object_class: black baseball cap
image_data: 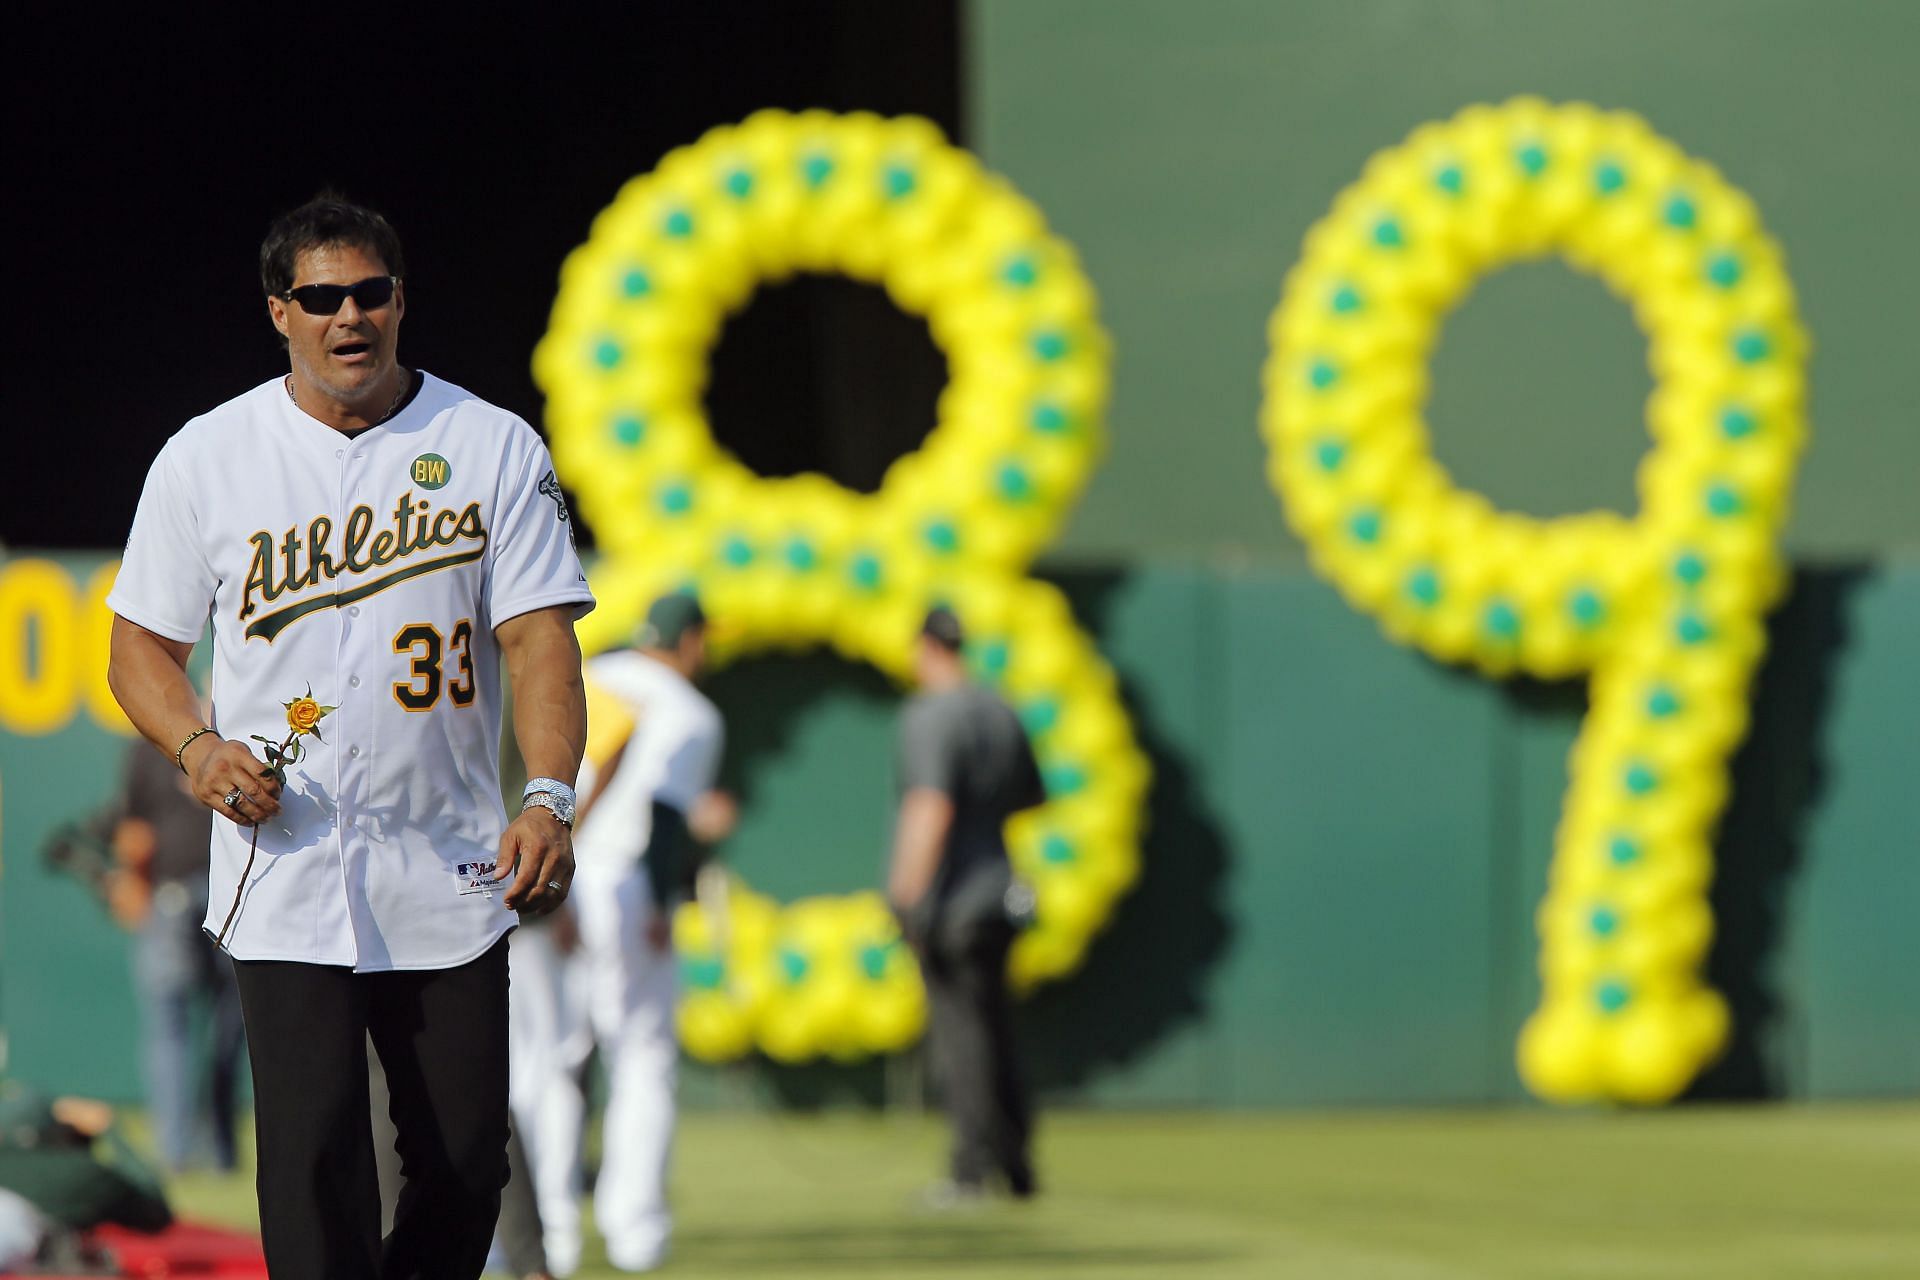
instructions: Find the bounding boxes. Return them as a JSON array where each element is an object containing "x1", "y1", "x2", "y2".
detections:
[
  {"x1": 920, "y1": 605, "x2": 964, "y2": 652},
  {"x1": 639, "y1": 592, "x2": 707, "y2": 649}
]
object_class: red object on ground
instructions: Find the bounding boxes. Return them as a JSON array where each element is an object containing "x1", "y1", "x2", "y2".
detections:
[{"x1": 79, "y1": 1221, "x2": 269, "y2": 1277}]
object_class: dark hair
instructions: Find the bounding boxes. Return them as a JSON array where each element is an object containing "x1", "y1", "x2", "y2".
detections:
[
  {"x1": 920, "y1": 606, "x2": 965, "y2": 653},
  {"x1": 259, "y1": 193, "x2": 406, "y2": 299}
]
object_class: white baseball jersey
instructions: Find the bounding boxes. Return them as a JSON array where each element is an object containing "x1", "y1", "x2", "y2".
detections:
[
  {"x1": 108, "y1": 371, "x2": 594, "y2": 971},
  {"x1": 572, "y1": 651, "x2": 723, "y2": 871}
]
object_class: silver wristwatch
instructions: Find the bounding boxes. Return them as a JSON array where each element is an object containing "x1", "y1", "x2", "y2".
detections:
[{"x1": 521, "y1": 777, "x2": 577, "y2": 827}]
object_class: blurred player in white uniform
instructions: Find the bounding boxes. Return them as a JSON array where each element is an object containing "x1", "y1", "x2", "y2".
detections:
[
  {"x1": 505, "y1": 895, "x2": 592, "y2": 1274},
  {"x1": 513, "y1": 593, "x2": 725, "y2": 1274}
]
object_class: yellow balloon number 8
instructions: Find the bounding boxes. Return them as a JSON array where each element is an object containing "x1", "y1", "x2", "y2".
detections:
[
  {"x1": 1264, "y1": 100, "x2": 1808, "y2": 1103},
  {"x1": 535, "y1": 111, "x2": 1151, "y2": 1064}
]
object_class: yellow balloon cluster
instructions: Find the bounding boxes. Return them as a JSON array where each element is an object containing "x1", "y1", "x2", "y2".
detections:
[
  {"x1": 1263, "y1": 99, "x2": 1807, "y2": 1103},
  {"x1": 535, "y1": 110, "x2": 1151, "y2": 1064},
  {"x1": 671, "y1": 881, "x2": 927, "y2": 1063}
]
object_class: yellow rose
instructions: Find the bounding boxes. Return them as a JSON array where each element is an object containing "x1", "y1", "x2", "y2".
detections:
[{"x1": 286, "y1": 697, "x2": 325, "y2": 735}]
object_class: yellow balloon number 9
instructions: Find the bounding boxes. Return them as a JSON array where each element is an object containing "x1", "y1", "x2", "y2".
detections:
[
  {"x1": 1264, "y1": 100, "x2": 1808, "y2": 1103},
  {"x1": 535, "y1": 111, "x2": 1151, "y2": 1065}
]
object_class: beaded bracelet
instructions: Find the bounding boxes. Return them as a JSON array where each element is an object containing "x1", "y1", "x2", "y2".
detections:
[{"x1": 174, "y1": 726, "x2": 215, "y2": 773}]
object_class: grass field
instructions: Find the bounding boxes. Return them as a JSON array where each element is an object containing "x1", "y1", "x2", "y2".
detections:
[{"x1": 158, "y1": 1103, "x2": 1920, "y2": 1278}]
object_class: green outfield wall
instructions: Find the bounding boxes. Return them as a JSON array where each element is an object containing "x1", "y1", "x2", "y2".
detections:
[
  {"x1": 969, "y1": 0, "x2": 1920, "y2": 566},
  {"x1": 2, "y1": 553, "x2": 1913, "y2": 1107}
]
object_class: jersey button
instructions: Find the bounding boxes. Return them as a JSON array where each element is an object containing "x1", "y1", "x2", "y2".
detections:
[
  {"x1": 348, "y1": 606, "x2": 361, "y2": 617},
  {"x1": 349, "y1": 675, "x2": 362, "y2": 688},
  {"x1": 349, "y1": 746, "x2": 361, "y2": 758},
  {"x1": 335, "y1": 449, "x2": 344, "y2": 459}
]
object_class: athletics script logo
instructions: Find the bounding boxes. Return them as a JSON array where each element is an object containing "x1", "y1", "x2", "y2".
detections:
[{"x1": 238, "y1": 491, "x2": 489, "y2": 642}]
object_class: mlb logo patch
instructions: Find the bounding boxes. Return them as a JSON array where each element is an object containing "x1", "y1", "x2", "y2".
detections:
[{"x1": 455, "y1": 861, "x2": 498, "y2": 897}]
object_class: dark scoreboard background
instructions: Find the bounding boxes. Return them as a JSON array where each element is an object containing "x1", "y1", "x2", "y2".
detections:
[{"x1": 3, "y1": 3, "x2": 960, "y2": 550}]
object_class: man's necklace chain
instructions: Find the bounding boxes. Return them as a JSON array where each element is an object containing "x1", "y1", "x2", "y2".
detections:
[{"x1": 284, "y1": 371, "x2": 409, "y2": 426}]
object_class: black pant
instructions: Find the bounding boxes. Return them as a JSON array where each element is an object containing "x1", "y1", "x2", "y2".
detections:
[
  {"x1": 922, "y1": 920, "x2": 1033, "y2": 1189},
  {"x1": 371, "y1": 1050, "x2": 547, "y2": 1278},
  {"x1": 232, "y1": 937, "x2": 511, "y2": 1280}
]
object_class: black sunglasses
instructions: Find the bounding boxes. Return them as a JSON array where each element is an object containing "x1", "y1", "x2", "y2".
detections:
[{"x1": 283, "y1": 275, "x2": 399, "y2": 315}]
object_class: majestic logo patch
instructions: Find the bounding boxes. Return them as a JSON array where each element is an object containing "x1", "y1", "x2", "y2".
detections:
[
  {"x1": 455, "y1": 861, "x2": 498, "y2": 897},
  {"x1": 410, "y1": 453, "x2": 452, "y2": 490}
]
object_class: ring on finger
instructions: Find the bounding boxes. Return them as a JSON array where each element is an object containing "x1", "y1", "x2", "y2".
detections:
[
  {"x1": 546, "y1": 879, "x2": 564, "y2": 892},
  {"x1": 223, "y1": 787, "x2": 246, "y2": 810}
]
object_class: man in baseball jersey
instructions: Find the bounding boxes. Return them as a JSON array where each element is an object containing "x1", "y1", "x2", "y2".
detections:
[
  {"x1": 888, "y1": 606, "x2": 1045, "y2": 1204},
  {"x1": 519, "y1": 592, "x2": 722, "y2": 1275},
  {"x1": 105, "y1": 195, "x2": 593, "y2": 1280}
]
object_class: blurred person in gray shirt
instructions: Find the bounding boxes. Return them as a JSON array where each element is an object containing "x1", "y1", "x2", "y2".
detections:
[{"x1": 887, "y1": 606, "x2": 1045, "y2": 1204}]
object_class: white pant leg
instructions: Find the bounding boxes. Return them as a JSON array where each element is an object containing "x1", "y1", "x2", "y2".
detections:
[
  {"x1": 576, "y1": 862, "x2": 678, "y2": 1271},
  {"x1": 508, "y1": 921, "x2": 593, "y2": 1277}
]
